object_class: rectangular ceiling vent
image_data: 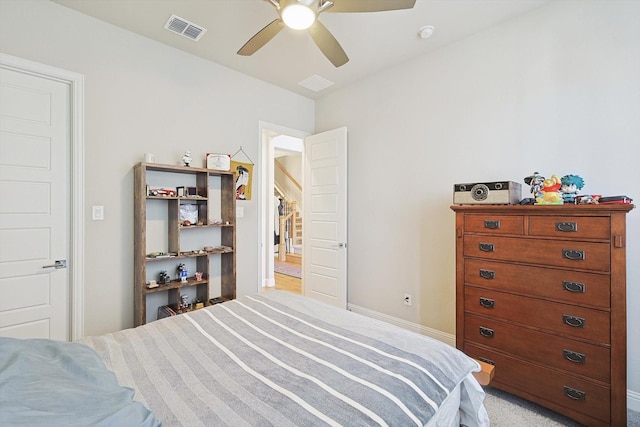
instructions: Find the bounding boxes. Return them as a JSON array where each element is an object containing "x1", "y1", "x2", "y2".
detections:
[{"x1": 164, "y1": 14, "x2": 207, "y2": 41}]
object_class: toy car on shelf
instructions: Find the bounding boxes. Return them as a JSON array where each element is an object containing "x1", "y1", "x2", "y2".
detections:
[{"x1": 148, "y1": 187, "x2": 177, "y2": 197}]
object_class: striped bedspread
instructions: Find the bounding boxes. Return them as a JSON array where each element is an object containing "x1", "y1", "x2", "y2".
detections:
[{"x1": 81, "y1": 291, "x2": 487, "y2": 427}]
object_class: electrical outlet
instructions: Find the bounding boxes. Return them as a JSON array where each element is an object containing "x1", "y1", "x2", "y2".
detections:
[{"x1": 404, "y1": 294, "x2": 412, "y2": 306}]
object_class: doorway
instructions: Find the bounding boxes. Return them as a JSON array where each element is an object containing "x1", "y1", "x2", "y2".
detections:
[
  {"x1": 258, "y1": 124, "x2": 348, "y2": 307},
  {"x1": 258, "y1": 122, "x2": 307, "y2": 294}
]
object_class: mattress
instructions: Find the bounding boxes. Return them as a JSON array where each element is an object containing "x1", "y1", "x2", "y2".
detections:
[{"x1": 81, "y1": 290, "x2": 489, "y2": 426}]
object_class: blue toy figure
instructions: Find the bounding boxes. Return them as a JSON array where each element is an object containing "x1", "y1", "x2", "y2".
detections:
[
  {"x1": 177, "y1": 263, "x2": 188, "y2": 283},
  {"x1": 560, "y1": 174, "x2": 585, "y2": 204}
]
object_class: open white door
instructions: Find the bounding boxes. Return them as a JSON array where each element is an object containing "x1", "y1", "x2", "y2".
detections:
[{"x1": 303, "y1": 127, "x2": 347, "y2": 308}]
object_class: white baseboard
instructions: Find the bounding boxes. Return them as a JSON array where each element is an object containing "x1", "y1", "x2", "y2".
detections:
[
  {"x1": 347, "y1": 303, "x2": 456, "y2": 348},
  {"x1": 263, "y1": 279, "x2": 275, "y2": 287},
  {"x1": 346, "y1": 302, "x2": 640, "y2": 413}
]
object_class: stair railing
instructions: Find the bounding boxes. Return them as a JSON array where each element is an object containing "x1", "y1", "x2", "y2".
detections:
[{"x1": 278, "y1": 200, "x2": 297, "y2": 261}]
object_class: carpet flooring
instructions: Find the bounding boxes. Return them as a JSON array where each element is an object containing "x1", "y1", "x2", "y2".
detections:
[
  {"x1": 274, "y1": 262, "x2": 301, "y2": 278},
  {"x1": 484, "y1": 387, "x2": 640, "y2": 426}
]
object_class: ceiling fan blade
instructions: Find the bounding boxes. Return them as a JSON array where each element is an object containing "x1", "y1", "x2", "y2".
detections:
[
  {"x1": 308, "y1": 20, "x2": 349, "y2": 67},
  {"x1": 326, "y1": 0, "x2": 416, "y2": 13},
  {"x1": 237, "y1": 19, "x2": 285, "y2": 56}
]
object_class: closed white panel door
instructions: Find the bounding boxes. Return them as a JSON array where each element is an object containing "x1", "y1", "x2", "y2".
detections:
[
  {"x1": 0, "y1": 67, "x2": 70, "y2": 340},
  {"x1": 303, "y1": 127, "x2": 347, "y2": 308}
]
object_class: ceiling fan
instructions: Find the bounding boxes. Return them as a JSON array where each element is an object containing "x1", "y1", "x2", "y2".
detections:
[{"x1": 237, "y1": 0, "x2": 417, "y2": 67}]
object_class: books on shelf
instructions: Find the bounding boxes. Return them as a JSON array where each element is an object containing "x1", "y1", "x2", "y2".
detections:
[{"x1": 157, "y1": 305, "x2": 177, "y2": 319}]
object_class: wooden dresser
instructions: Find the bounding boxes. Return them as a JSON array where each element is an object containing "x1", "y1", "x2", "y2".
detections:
[{"x1": 451, "y1": 204, "x2": 634, "y2": 427}]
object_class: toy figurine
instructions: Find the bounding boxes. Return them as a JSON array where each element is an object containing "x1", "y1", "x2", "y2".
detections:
[
  {"x1": 158, "y1": 270, "x2": 170, "y2": 285},
  {"x1": 180, "y1": 294, "x2": 190, "y2": 310},
  {"x1": 182, "y1": 151, "x2": 192, "y2": 167},
  {"x1": 560, "y1": 174, "x2": 585, "y2": 204},
  {"x1": 177, "y1": 263, "x2": 188, "y2": 283},
  {"x1": 524, "y1": 172, "x2": 545, "y2": 199},
  {"x1": 536, "y1": 174, "x2": 563, "y2": 205}
]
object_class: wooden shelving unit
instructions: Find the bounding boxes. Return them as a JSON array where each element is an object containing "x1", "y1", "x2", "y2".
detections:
[{"x1": 133, "y1": 162, "x2": 236, "y2": 326}]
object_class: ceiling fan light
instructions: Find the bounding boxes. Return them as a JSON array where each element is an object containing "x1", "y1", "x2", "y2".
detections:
[{"x1": 281, "y1": 4, "x2": 316, "y2": 30}]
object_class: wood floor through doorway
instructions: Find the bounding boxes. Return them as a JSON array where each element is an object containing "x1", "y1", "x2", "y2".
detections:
[{"x1": 273, "y1": 257, "x2": 301, "y2": 294}]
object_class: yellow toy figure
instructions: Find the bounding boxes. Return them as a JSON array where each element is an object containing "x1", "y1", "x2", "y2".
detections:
[{"x1": 535, "y1": 174, "x2": 564, "y2": 205}]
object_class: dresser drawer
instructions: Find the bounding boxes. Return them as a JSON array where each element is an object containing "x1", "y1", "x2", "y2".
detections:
[
  {"x1": 464, "y1": 235, "x2": 611, "y2": 272},
  {"x1": 529, "y1": 216, "x2": 610, "y2": 240},
  {"x1": 464, "y1": 344, "x2": 610, "y2": 424},
  {"x1": 464, "y1": 259, "x2": 611, "y2": 309},
  {"x1": 464, "y1": 314, "x2": 610, "y2": 383},
  {"x1": 464, "y1": 214, "x2": 524, "y2": 235},
  {"x1": 464, "y1": 287, "x2": 610, "y2": 344}
]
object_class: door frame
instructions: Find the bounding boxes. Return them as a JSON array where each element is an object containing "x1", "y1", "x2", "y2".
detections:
[
  {"x1": 0, "y1": 53, "x2": 85, "y2": 340},
  {"x1": 257, "y1": 121, "x2": 308, "y2": 291}
]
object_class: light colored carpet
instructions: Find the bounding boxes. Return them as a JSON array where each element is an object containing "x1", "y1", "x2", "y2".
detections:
[
  {"x1": 274, "y1": 261, "x2": 301, "y2": 278},
  {"x1": 484, "y1": 387, "x2": 640, "y2": 426}
]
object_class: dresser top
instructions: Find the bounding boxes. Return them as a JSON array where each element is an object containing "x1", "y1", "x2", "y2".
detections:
[{"x1": 450, "y1": 204, "x2": 634, "y2": 214}]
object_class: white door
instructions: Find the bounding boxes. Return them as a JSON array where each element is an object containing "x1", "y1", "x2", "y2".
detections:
[
  {"x1": 0, "y1": 66, "x2": 71, "y2": 340},
  {"x1": 303, "y1": 127, "x2": 347, "y2": 308}
]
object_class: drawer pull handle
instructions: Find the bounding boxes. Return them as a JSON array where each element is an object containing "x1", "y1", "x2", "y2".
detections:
[
  {"x1": 478, "y1": 357, "x2": 495, "y2": 366},
  {"x1": 563, "y1": 349, "x2": 586, "y2": 364},
  {"x1": 562, "y1": 249, "x2": 585, "y2": 261},
  {"x1": 479, "y1": 243, "x2": 495, "y2": 252},
  {"x1": 484, "y1": 220, "x2": 500, "y2": 229},
  {"x1": 479, "y1": 327, "x2": 495, "y2": 338},
  {"x1": 563, "y1": 281, "x2": 585, "y2": 293},
  {"x1": 563, "y1": 386, "x2": 586, "y2": 401},
  {"x1": 479, "y1": 269, "x2": 495, "y2": 280},
  {"x1": 563, "y1": 315, "x2": 585, "y2": 328},
  {"x1": 556, "y1": 222, "x2": 578, "y2": 232},
  {"x1": 479, "y1": 297, "x2": 495, "y2": 308}
]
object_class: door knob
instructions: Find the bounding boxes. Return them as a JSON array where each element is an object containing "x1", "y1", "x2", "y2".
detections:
[{"x1": 42, "y1": 259, "x2": 67, "y2": 269}]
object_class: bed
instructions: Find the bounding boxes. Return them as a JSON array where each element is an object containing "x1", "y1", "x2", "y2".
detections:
[{"x1": 1, "y1": 291, "x2": 489, "y2": 426}]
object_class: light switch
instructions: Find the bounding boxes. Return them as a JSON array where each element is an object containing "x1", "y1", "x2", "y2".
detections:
[
  {"x1": 92, "y1": 205, "x2": 104, "y2": 220},
  {"x1": 236, "y1": 207, "x2": 244, "y2": 218}
]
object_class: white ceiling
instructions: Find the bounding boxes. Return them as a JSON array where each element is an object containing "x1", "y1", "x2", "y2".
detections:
[{"x1": 52, "y1": 0, "x2": 549, "y2": 99}]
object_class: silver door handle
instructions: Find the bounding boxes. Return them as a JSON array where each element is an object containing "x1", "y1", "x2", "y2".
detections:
[{"x1": 42, "y1": 259, "x2": 67, "y2": 269}]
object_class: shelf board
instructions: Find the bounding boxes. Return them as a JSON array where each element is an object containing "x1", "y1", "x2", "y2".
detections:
[
  {"x1": 179, "y1": 224, "x2": 234, "y2": 229},
  {"x1": 145, "y1": 278, "x2": 208, "y2": 294},
  {"x1": 146, "y1": 195, "x2": 179, "y2": 200},
  {"x1": 139, "y1": 162, "x2": 235, "y2": 176},
  {"x1": 145, "y1": 250, "x2": 231, "y2": 261}
]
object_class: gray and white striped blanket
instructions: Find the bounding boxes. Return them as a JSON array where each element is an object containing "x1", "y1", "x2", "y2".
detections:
[{"x1": 81, "y1": 291, "x2": 486, "y2": 427}]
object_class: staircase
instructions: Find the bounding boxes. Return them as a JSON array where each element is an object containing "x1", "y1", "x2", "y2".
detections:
[
  {"x1": 293, "y1": 215, "x2": 303, "y2": 246},
  {"x1": 290, "y1": 216, "x2": 303, "y2": 263},
  {"x1": 276, "y1": 196, "x2": 302, "y2": 261},
  {"x1": 274, "y1": 156, "x2": 303, "y2": 262}
]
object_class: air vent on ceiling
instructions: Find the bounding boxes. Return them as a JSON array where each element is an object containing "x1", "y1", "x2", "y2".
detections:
[
  {"x1": 164, "y1": 14, "x2": 207, "y2": 41},
  {"x1": 298, "y1": 74, "x2": 334, "y2": 93}
]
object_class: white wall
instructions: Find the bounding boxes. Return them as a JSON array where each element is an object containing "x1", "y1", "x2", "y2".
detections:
[
  {"x1": 315, "y1": 0, "x2": 640, "y2": 402},
  {"x1": 0, "y1": 0, "x2": 314, "y2": 336}
]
